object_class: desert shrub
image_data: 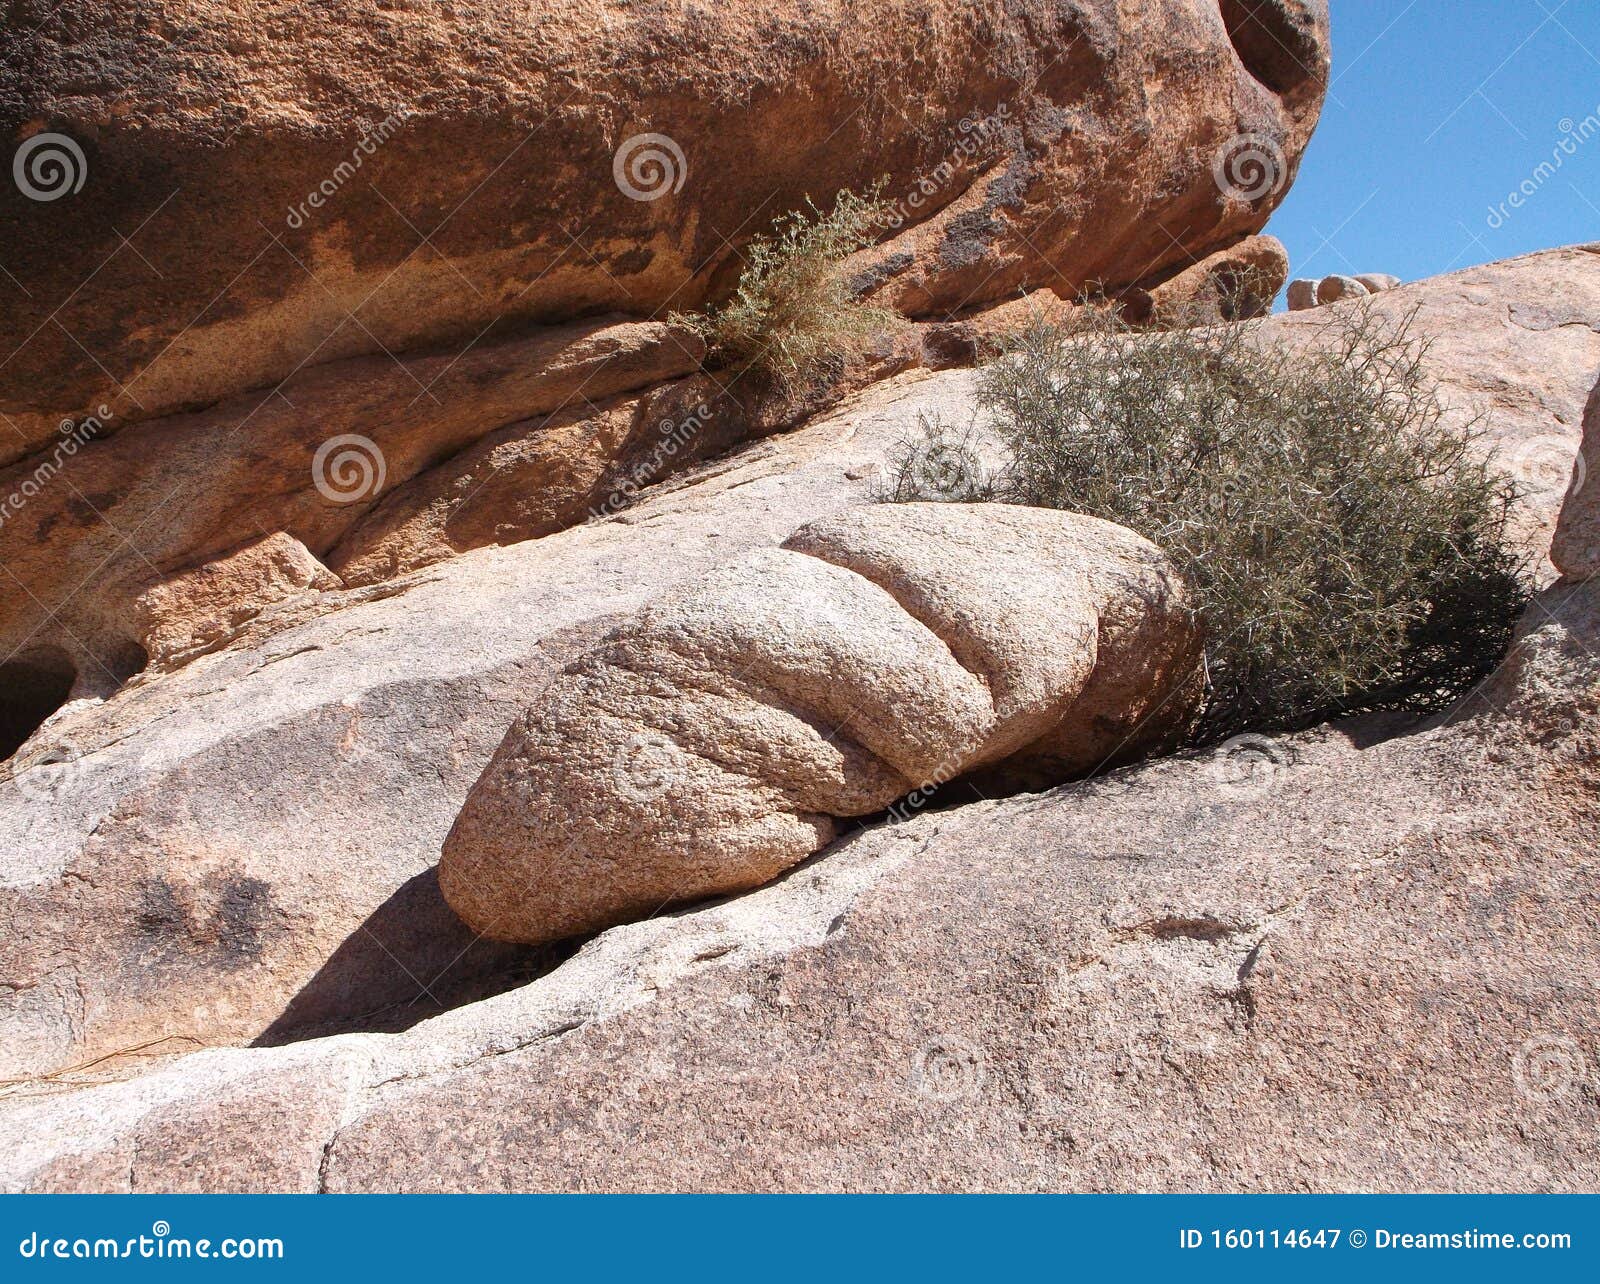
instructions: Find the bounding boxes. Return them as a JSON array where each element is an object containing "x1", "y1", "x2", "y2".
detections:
[
  {"x1": 680, "y1": 188, "x2": 898, "y2": 388},
  {"x1": 883, "y1": 303, "x2": 1532, "y2": 743}
]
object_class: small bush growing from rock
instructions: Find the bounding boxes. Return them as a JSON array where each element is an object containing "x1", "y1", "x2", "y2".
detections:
[
  {"x1": 680, "y1": 188, "x2": 897, "y2": 388},
  {"x1": 885, "y1": 304, "x2": 1533, "y2": 743}
]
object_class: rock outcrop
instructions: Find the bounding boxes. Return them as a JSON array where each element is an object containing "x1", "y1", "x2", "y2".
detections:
[
  {"x1": 1550, "y1": 378, "x2": 1600, "y2": 580},
  {"x1": 133, "y1": 534, "x2": 343, "y2": 671},
  {"x1": 3, "y1": 337, "x2": 1598, "y2": 1189},
  {"x1": 0, "y1": 316, "x2": 706, "y2": 691},
  {"x1": 439, "y1": 505, "x2": 1202, "y2": 945},
  {"x1": 1288, "y1": 270, "x2": 1403, "y2": 310},
  {"x1": 0, "y1": 248, "x2": 1594, "y2": 1165},
  {"x1": 1, "y1": 0, "x2": 1329, "y2": 455},
  {"x1": 1120, "y1": 235, "x2": 1290, "y2": 324}
]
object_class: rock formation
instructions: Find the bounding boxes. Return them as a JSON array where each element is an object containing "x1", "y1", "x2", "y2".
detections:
[
  {"x1": 0, "y1": 247, "x2": 1594, "y2": 1119},
  {"x1": 2, "y1": 0, "x2": 1596, "y2": 1200},
  {"x1": 439, "y1": 505, "x2": 1202, "y2": 944},
  {"x1": 1, "y1": 0, "x2": 1329, "y2": 457},
  {"x1": 1119, "y1": 235, "x2": 1291, "y2": 325},
  {"x1": 1289, "y1": 270, "x2": 1403, "y2": 310},
  {"x1": 0, "y1": 247, "x2": 1596, "y2": 1191}
]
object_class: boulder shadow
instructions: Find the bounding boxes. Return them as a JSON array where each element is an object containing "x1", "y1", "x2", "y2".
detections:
[{"x1": 254, "y1": 867, "x2": 574, "y2": 1046}]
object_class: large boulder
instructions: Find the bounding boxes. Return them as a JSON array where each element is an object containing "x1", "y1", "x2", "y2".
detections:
[
  {"x1": 1315, "y1": 274, "x2": 1370, "y2": 304},
  {"x1": 438, "y1": 505, "x2": 1202, "y2": 944},
  {"x1": 1286, "y1": 278, "x2": 1319, "y2": 310},
  {"x1": 0, "y1": 0, "x2": 1328, "y2": 455},
  {"x1": 1120, "y1": 235, "x2": 1290, "y2": 325}
]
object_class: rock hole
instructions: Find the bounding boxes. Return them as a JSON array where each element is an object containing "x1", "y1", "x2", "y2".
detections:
[
  {"x1": 0, "y1": 646, "x2": 77, "y2": 761},
  {"x1": 1219, "y1": 0, "x2": 1319, "y2": 96}
]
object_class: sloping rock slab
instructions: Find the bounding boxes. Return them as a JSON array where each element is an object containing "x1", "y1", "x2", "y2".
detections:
[
  {"x1": 1, "y1": 573, "x2": 1596, "y2": 1191},
  {"x1": 0, "y1": 247, "x2": 1595, "y2": 1102}
]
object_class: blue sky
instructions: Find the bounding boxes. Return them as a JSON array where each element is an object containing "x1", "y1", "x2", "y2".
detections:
[{"x1": 1263, "y1": 0, "x2": 1600, "y2": 292}]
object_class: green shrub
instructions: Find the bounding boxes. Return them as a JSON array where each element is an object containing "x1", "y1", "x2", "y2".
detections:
[
  {"x1": 884, "y1": 303, "x2": 1533, "y2": 743},
  {"x1": 680, "y1": 188, "x2": 898, "y2": 389}
]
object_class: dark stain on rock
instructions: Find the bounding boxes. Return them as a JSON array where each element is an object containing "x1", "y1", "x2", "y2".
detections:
[{"x1": 134, "y1": 871, "x2": 281, "y2": 968}]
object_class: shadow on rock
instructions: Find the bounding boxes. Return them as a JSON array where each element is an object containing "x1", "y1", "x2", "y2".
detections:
[{"x1": 255, "y1": 868, "x2": 569, "y2": 1046}]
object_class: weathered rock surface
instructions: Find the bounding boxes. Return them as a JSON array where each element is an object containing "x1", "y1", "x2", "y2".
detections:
[
  {"x1": 133, "y1": 533, "x2": 342, "y2": 671},
  {"x1": 1121, "y1": 235, "x2": 1290, "y2": 324},
  {"x1": 0, "y1": 315, "x2": 704, "y2": 685},
  {"x1": 0, "y1": 367, "x2": 998, "y2": 1083},
  {"x1": 3, "y1": 536, "x2": 1597, "y2": 1192},
  {"x1": 1286, "y1": 278, "x2": 1318, "y2": 310},
  {"x1": 1550, "y1": 378, "x2": 1600, "y2": 581},
  {"x1": 0, "y1": 250, "x2": 1594, "y2": 1182},
  {"x1": 1, "y1": 0, "x2": 1328, "y2": 453},
  {"x1": 439, "y1": 505, "x2": 1202, "y2": 945},
  {"x1": 1315, "y1": 273, "x2": 1370, "y2": 304}
]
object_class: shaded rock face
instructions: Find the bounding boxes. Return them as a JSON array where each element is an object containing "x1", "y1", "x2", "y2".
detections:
[
  {"x1": 1120, "y1": 234, "x2": 1289, "y2": 324},
  {"x1": 0, "y1": 248, "x2": 1592, "y2": 1130},
  {"x1": 1, "y1": 0, "x2": 1328, "y2": 453},
  {"x1": 439, "y1": 504, "x2": 1202, "y2": 945},
  {"x1": 0, "y1": 314, "x2": 706, "y2": 695},
  {"x1": 1550, "y1": 378, "x2": 1600, "y2": 581}
]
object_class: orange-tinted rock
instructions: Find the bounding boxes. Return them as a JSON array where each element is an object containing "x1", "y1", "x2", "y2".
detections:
[{"x1": 1, "y1": 0, "x2": 1328, "y2": 456}]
